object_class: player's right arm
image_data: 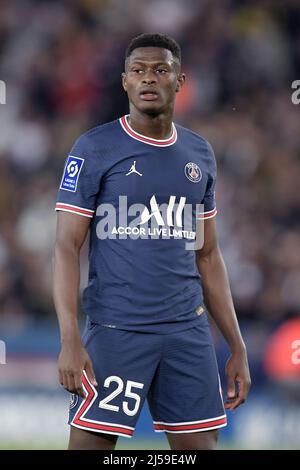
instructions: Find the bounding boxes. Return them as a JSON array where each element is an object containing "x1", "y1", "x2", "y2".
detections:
[{"x1": 53, "y1": 211, "x2": 98, "y2": 399}]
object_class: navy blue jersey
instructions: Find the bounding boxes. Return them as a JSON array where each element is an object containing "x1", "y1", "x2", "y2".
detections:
[{"x1": 55, "y1": 115, "x2": 218, "y2": 333}]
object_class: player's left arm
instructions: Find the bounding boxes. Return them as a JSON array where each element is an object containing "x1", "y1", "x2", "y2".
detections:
[{"x1": 195, "y1": 217, "x2": 251, "y2": 410}]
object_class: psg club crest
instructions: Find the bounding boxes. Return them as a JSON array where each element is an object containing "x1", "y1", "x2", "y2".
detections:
[
  {"x1": 69, "y1": 393, "x2": 79, "y2": 410},
  {"x1": 184, "y1": 162, "x2": 202, "y2": 183}
]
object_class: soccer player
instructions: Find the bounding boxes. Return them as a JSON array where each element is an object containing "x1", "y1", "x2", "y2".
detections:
[{"x1": 53, "y1": 33, "x2": 251, "y2": 450}]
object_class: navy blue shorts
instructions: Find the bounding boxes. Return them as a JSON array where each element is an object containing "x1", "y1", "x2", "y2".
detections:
[{"x1": 68, "y1": 313, "x2": 227, "y2": 438}]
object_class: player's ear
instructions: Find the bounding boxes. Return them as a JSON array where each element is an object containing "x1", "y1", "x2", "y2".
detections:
[
  {"x1": 122, "y1": 72, "x2": 127, "y2": 92},
  {"x1": 176, "y1": 72, "x2": 185, "y2": 93}
]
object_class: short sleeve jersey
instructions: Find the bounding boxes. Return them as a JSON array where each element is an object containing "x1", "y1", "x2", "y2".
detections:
[{"x1": 55, "y1": 115, "x2": 218, "y2": 334}]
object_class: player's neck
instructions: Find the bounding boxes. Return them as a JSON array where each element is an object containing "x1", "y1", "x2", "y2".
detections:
[{"x1": 127, "y1": 109, "x2": 174, "y2": 140}]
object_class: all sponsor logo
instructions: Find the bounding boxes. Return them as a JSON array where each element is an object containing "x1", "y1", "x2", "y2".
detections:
[{"x1": 96, "y1": 195, "x2": 198, "y2": 241}]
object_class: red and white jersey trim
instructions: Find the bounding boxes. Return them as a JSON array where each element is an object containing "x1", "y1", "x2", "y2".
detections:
[
  {"x1": 196, "y1": 207, "x2": 218, "y2": 220},
  {"x1": 153, "y1": 414, "x2": 227, "y2": 433},
  {"x1": 55, "y1": 203, "x2": 94, "y2": 218},
  {"x1": 71, "y1": 371, "x2": 134, "y2": 438},
  {"x1": 119, "y1": 115, "x2": 177, "y2": 147}
]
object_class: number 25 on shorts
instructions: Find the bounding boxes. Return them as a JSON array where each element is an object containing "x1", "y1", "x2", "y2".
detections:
[{"x1": 99, "y1": 375, "x2": 144, "y2": 417}]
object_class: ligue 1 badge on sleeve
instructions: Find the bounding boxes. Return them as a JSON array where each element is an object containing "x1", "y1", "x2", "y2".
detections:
[
  {"x1": 184, "y1": 162, "x2": 202, "y2": 183},
  {"x1": 60, "y1": 156, "x2": 84, "y2": 192}
]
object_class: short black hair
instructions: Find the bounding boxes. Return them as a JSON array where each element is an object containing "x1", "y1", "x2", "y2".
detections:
[{"x1": 125, "y1": 32, "x2": 181, "y2": 63}]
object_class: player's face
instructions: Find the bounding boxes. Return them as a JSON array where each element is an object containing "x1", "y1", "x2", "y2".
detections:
[{"x1": 122, "y1": 47, "x2": 185, "y2": 115}]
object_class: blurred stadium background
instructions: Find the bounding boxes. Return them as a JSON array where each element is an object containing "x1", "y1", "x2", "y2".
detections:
[{"x1": 0, "y1": 0, "x2": 300, "y2": 450}]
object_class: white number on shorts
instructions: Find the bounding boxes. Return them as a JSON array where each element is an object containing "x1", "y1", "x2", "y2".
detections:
[
  {"x1": 99, "y1": 376, "x2": 123, "y2": 412},
  {"x1": 124, "y1": 380, "x2": 144, "y2": 416},
  {"x1": 99, "y1": 375, "x2": 144, "y2": 416}
]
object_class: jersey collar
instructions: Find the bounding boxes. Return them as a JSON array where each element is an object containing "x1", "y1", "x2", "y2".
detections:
[{"x1": 119, "y1": 114, "x2": 177, "y2": 147}]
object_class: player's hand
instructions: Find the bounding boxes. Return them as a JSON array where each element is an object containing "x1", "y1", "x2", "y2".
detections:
[
  {"x1": 58, "y1": 337, "x2": 98, "y2": 399},
  {"x1": 224, "y1": 349, "x2": 251, "y2": 410}
]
